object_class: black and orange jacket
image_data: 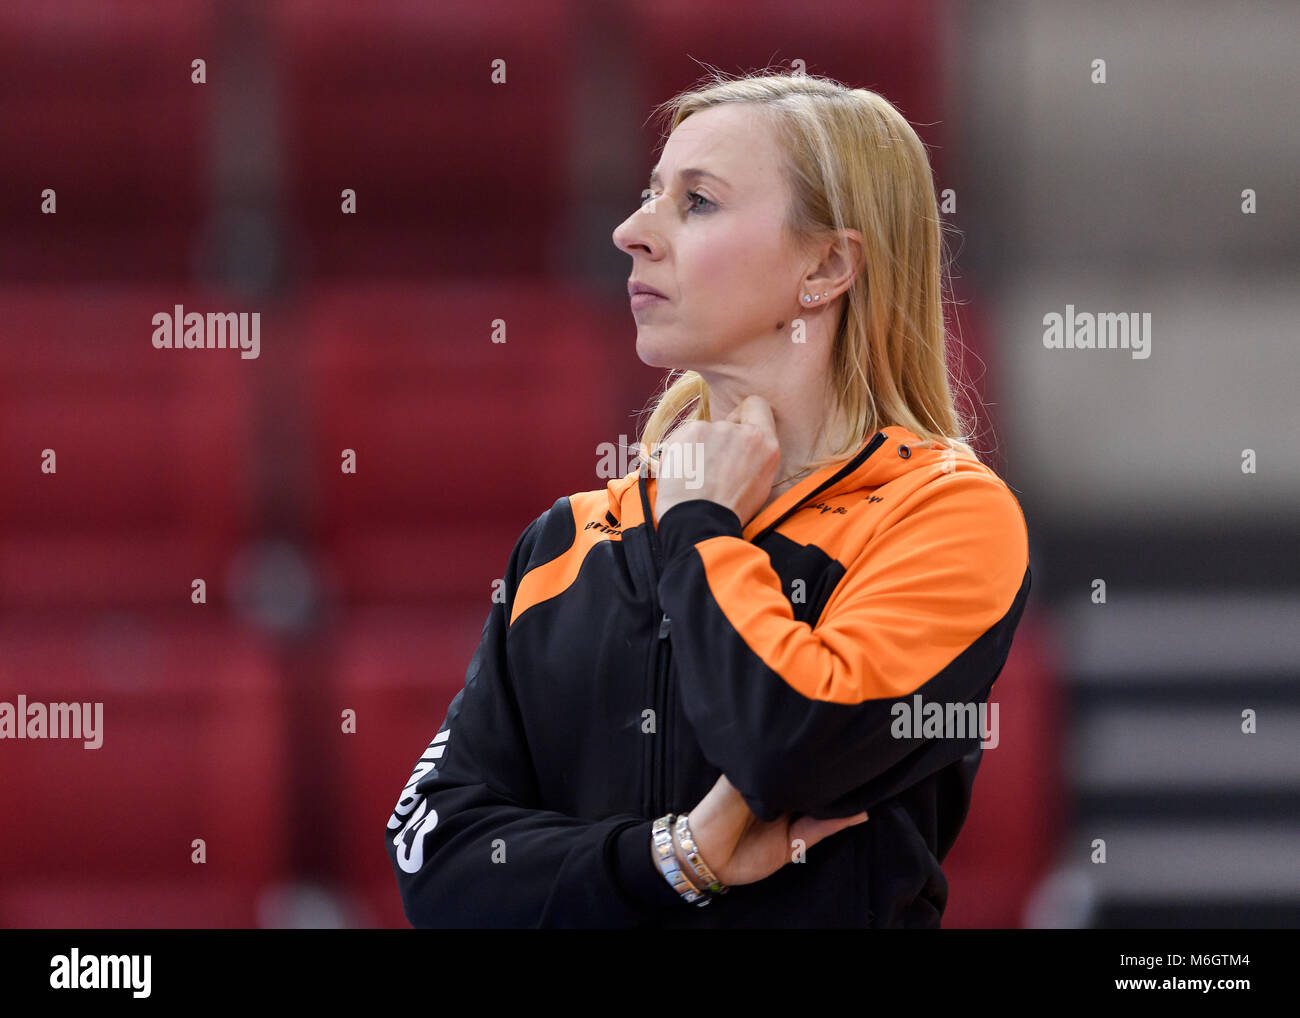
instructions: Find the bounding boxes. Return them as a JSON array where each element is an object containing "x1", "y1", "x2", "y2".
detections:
[{"x1": 386, "y1": 424, "x2": 1031, "y2": 928}]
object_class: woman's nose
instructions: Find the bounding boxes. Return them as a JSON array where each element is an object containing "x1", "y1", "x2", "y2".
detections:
[{"x1": 612, "y1": 202, "x2": 659, "y2": 257}]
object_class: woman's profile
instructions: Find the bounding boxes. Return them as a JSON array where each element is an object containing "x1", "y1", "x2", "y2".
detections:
[{"x1": 387, "y1": 70, "x2": 1031, "y2": 928}]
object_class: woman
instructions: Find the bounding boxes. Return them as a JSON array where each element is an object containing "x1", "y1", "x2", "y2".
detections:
[{"x1": 387, "y1": 71, "x2": 1031, "y2": 928}]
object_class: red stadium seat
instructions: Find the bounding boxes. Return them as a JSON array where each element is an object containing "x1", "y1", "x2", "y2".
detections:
[
  {"x1": 298, "y1": 281, "x2": 626, "y2": 605},
  {"x1": 0, "y1": 286, "x2": 258, "y2": 610},
  {"x1": 0, "y1": 615, "x2": 287, "y2": 927},
  {"x1": 0, "y1": 2, "x2": 213, "y2": 282},
  {"x1": 271, "y1": 0, "x2": 582, "y2": 280},
  {"x1": 623, "y1": 0, "x2": 950, "y2": 177}
]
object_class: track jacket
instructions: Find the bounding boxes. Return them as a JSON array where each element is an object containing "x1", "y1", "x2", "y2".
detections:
[{"x1": 387, "y1": 424, "x2": 1032, "y2": 928}]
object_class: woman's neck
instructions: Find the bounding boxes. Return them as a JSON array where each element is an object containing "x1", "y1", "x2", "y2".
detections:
[
  {"x1": 706, "y1": 387, "x2": 855, "y2": 515},
  {"x1": 691, "y1": 324, "x2": 858, "y2": 513}
]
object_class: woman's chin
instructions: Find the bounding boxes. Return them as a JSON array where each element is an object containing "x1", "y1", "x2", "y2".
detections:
[{"x1": 634, "y1": 334, "x2": 680, "y2": 370}]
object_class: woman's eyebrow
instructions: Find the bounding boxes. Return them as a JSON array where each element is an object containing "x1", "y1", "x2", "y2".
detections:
[{"x1": 648, "y1": 166, "x2": 731, "y2": 192}]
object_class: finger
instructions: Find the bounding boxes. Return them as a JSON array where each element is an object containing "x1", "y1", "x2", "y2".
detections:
[
  {"x1": 790, "y1": 811, "x2": 868, "y2": 849},
  {"x1": 737, "y1": 394, "x2": 777, "y2": 438}
]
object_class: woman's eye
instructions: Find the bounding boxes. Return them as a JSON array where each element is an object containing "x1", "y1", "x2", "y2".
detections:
[
  {"x1": 685, "y1": 191, "x2": 714, "y2": 213},
  {"x1": 638, "y1": 190, "x2": 713, "y2": 213}
]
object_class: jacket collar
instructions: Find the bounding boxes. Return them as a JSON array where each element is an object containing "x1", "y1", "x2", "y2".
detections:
[
  {"x1": 741, "y1": 425, "x2": 961, "y2": 540},
  {"x1": 614, "y1": 424, "x2": 961, "y2": 538}
]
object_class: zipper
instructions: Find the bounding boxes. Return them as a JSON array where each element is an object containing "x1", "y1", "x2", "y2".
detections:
[
  {"x1": 640, "y1": 622, "x2": 657, "y2": 817},
  {"x1": 749, "y1": 431, "x2": 888, "y2": 544},
  {"x1": 634, "y1": 431, "x2": 886, "y2": 814},
  {"x1": 638, "y1": 465, "x2": 668, "y2": 815},
  {"x1": 657, "y1": 611, "x2": 672, "y2": 813}
]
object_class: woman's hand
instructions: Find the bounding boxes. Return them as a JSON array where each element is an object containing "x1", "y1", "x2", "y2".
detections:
[
  {"x1": 680, "y1": 773, "x2": 868, "y2": 889},
  {"x1": 651, "y1": 395, "x2": 781, "y2": 528}
]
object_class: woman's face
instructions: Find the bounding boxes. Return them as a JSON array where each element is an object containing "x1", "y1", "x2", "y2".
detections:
[{"x1": 612, "y1": 103, "x2": 809, "y2": 371}]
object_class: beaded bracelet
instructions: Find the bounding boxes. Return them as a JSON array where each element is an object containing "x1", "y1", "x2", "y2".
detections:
[
  {"x1": 675, "y1": 813, "x2": 728, "y2": 896},
  {"x1": 651, "y1": 814, "x2": 711, "y2": 906}
]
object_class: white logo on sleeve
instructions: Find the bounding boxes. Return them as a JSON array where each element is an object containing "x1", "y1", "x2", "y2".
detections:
[{"x1": 389, "y1": 728, "x2": 450, "y2": 873}]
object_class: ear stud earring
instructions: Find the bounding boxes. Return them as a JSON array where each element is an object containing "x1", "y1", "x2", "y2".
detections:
[{"x1": 801, "y1": 291, "x2": 830, "y2": 304}]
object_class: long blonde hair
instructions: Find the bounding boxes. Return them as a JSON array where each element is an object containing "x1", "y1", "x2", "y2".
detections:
[{"x1": 635, "y1": 69, "x2": 979, "y2": 475}]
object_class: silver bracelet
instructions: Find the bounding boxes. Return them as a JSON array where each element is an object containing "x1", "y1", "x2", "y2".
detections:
[
  {"x1": 651, "y1": 814, "x2": 711, "y2": 906},
  {"x1": 675, "y1": 813, "x2": 728, "y2": 896}
]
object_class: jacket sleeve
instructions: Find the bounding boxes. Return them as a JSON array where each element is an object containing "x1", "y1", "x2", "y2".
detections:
[
  {"x1": 386, "y1": 512, "x2": 687, "y2": 928},
  {"x1": 654, "y1": 474, "x2": 1031, "y2": 824}
]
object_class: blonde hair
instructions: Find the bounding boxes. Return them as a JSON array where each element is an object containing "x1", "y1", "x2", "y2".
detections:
[{"x1": 635, "y1": 68, "x2": 980, "y2": 474}]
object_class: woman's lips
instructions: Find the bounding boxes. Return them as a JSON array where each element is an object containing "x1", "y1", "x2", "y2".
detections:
[{"x1": 630, "y1": 293, "x2": 667, "y2": 310}]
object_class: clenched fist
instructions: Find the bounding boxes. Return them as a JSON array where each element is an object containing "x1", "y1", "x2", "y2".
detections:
[{"x1": 651, "y1": 394, "x2": 782, "y2": 528}]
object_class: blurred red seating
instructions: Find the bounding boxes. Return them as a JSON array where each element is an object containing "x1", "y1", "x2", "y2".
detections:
[
  {"x1": 299, "y1": 281, "x2": 624, "y2": 605},
  {"x1": 0, "y1": 882, "x2": 269, "y2": 929},
  {"x1": 0, "y1": 1, "x2": 213, "y2": 282},
  {"x1": 0, "y1": 286, "x2": 258, "y2": 610},
  {"x1": 624, "y1": 0, "x2": 949, "y2": 167},
  {"x1": 271, "y1": 0, "x2": 582, "y2": 279},
  {"x1": 0, "y1": 615, "x2": 287, "y2": 927}
]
